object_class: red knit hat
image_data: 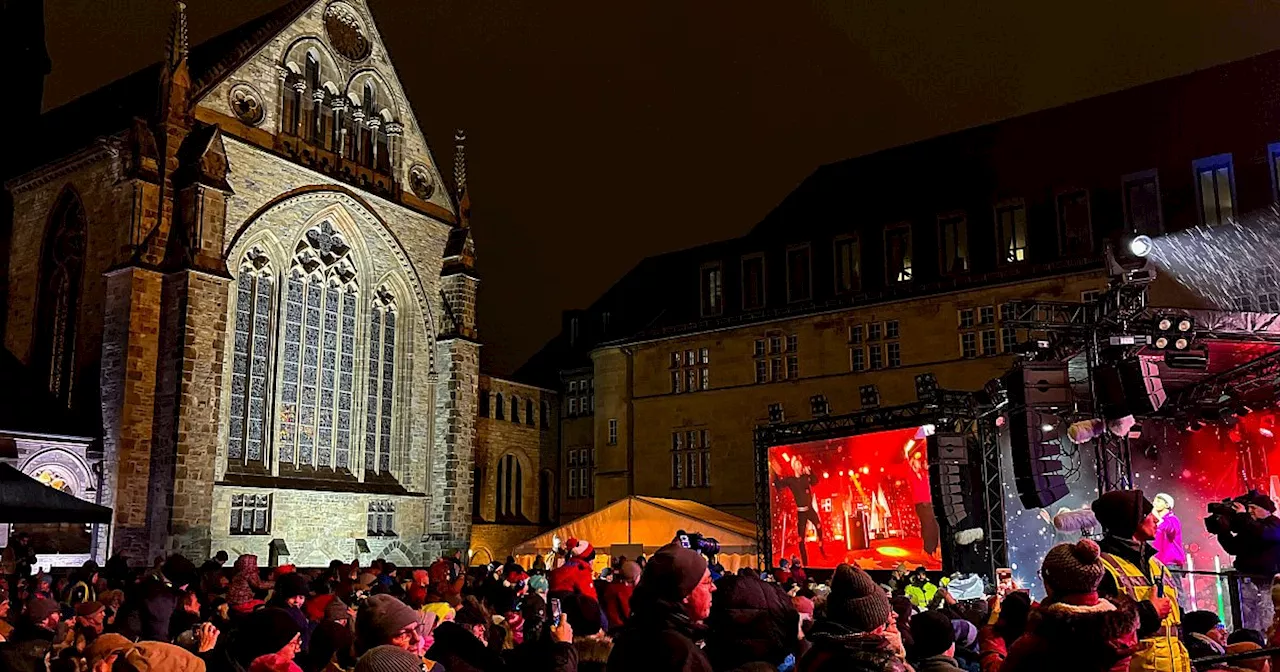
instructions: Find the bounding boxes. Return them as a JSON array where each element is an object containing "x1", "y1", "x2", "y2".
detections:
[{"x1": 565, "y1": 538, "x2": 594, "y2": 558}]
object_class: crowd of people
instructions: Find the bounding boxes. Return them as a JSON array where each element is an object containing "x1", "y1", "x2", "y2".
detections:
[{"x1": 0, "y1": 488, "x2": 1278, "y2": 672}]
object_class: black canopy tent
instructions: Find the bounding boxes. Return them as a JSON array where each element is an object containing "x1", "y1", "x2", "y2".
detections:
[{"x1": 0, "y1": 463, "x2": 112, "y2": 524}]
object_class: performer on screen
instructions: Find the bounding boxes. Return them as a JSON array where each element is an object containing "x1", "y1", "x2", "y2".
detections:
[
  {"x1": 773, "y1": 455, "x2": 826, "y2": 565},
  {"x1": 908, "y1": 449, "x2": 940, "y2": 559}
]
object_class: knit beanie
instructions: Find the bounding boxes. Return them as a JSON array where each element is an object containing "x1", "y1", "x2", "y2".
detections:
[
  {"x1": 356, "y1": 594, "x2": 419, "y2": 651},
  {"x1": 25, "y1": 596, "x2": 59, "y2": 624},
  {"x1": 952, "y1": 619, "x2": 978, "y2": 649},
  {"x1": 275, "y1": 572, "x2": 311, "y2": 601},
  {"x1": 75, "y1": 601, "x2": 106, "y2": 618},
  {"x1": 1183, "y1": 610, "x2": 1222, "y2": 636},
  {"x1": 324, "y1": 597, "x2": 350, "y2": 623},
  {"x1": 241, "y1": 608, "x2": 302, "y2": 660},
  {"x1": 528, "y1": 574, "x2": 549, "y2": 593},
  {"x1": 826, "y1": 563, "x2": 892, "y2": 633},
  {"x1": 636, "y1": 543, "x2": 708, "y2": 603},
  {"x1": 792, "y1": 595, "x2": 814, "y2": 618},
  {"x1": 355, "y1": 645, "x2": 424, "y2": 672},
  {"x1": 911, "y1": 610, "x2": 956, "y2": 658},
  {"x1": 1091, "y1": 490, "x2": 1153, "y2": 538},
  {"x1": 1040, "y1": 539, "x2": 1107, "y2": 596}
]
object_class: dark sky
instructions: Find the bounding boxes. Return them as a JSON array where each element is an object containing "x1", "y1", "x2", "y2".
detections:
[{"x1": 41, "y1": 1, "x2": 1280, "y2": 375}]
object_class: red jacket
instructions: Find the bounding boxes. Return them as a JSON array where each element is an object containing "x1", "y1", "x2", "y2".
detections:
[
  {"x1": 548, "y1": 557, "x2": 597, "y2": 599},
  {"x1": 1000, "y1": 597, "x2": 1140, "y2": 672},
  {"x1": 600, "y1": 581, "x2": 634, "y2": 632}
]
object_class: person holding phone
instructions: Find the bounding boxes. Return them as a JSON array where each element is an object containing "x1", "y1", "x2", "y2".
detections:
[{"x1": 608, "y1": 543, "x2": 717, "y2": 672}]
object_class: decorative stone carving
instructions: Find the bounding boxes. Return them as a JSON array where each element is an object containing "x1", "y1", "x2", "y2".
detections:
[
  {"x1": 409, "y1": 164, "x2": 435, "y2": 200},
  {"x1": 324, "y1": 2, "x2": 371, "y2": 61},
  {"x1": 228, "y1": 83, "x2": 265, "y2": 126}
]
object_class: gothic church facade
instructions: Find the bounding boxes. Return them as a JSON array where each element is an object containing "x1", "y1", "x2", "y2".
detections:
[{"x1": 2, "y1": 0, "x2": 478, "y2": 566}]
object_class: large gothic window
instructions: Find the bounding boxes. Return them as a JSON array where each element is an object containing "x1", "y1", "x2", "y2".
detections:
[
  {"x1": 35, "y1": 189, "x2": 87, "y2": 407},
  {"x1": 364, "y1": 287, "x2": 397, "y2": 476},
  {"x1": 495, "y1": 453, "x2": 524, "y2": 522},
  {"x1": 278, "y1": 221, "x2": 360, "y2": 474},
  {"x1": 228, "y1": 248, "x2": 274, "y2": 471}
]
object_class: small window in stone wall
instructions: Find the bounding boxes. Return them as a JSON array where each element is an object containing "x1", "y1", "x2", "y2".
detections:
[
  {"x1": 367, "y1": 500, "x2": 396, "y2": 536},
  {"x1": 526, "y1": 399, "x2": 535, "y2": 426},
  {"x1": 479, "y1": 390, "x2": 490, "y2": 417},
  {"x1": 229, "y1": 494, "x2": 271, "y2": 535}
]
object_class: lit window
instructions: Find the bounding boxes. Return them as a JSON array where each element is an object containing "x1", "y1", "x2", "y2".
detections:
[
  {"x1": 700, "y1": 368, "x2": 710, "y2": 390},
  {"x1": 568, "y1": 398, "x2": 578, "y2": 415},
  {"x1": 700, "y1": 348, "x2": 710, "y2": 364},
  {"x1": 1193, "y1": 154, "x2": 1235, "y2": 227},
  {"x1": 885, "y1": 223, "x2": 913, "y2": 283},
  {"x1": 670, "y1": 371, "x2": 681, "y2": 394},
  {"x1": 961, "y1": 332, "x2": 977, "y2": 358},
  {"x1": 938, "y1": 214, "x2": 969, "y2": 274},
  {"x1": 367, "y1": 500, "x2": 396, "y2": 536},
  {"x1": 686, "y1": 350, "x2": 695, "y2": 366},
  {"x1": 669, "y1": 353, "x2": 679, "y2": 369},
  {"x1": 834, "y1": 235, "x2": 860, "y2": 294},
  {"x1": 995, "y1": 201, "x2": 1028, "y2": 263}
]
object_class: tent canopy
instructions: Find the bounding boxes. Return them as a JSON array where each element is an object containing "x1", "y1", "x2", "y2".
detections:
[
  {"x1": 514, "y1": 496, "x2": 756, "y2": 558},
  {"x1": 0, "y1": 463, "x2": 112, "y2": 524}
]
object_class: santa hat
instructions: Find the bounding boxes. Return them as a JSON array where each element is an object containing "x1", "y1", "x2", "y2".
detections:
[{"x1": 565, "y1": 538, "x2": 594, "y2": 559}]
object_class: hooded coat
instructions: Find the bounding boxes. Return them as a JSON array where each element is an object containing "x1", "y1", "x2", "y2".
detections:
[
  {"x1": 229, "y1": 555, "x2": 274, "y2": 610},
  {"x1": 1000, "y1": 596, "x2": 1142, "y2": 672}
]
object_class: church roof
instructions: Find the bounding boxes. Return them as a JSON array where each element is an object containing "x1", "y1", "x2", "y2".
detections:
[{"x1": 21, "y1": 0, "x2": 316, "y2": 175}]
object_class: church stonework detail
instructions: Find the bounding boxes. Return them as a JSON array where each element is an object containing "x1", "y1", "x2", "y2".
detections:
[{"x1": 3, "y1": 0, "x2": 477, "y2": 565}]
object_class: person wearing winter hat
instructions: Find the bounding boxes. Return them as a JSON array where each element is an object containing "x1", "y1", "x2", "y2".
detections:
[
  {"x1": 269, "y1": 572, "x2": 313, "y2": 652},
  {"x1": 1216, "y1": 490, "x2": 1280, "y2": 633},
  {"x1": 355, "y1": 594, "x2": 422, "y2": 656},
  {"x1": 910, "y1": 610, "x2": 961, "y2": 672},
  {"x1": 798, "y1": 563, "x2": 908, "y2": 672},
  {"x1": 1091, "y1": 489, "x2": 1190, "y2": 672},
  {"x1": 0, "y1": 596, "x2": 61, "y2": 672},
  {"x1": 600, "y1": 560, "x2": 640, "y2": 633},
  {"x1": 355, "y1": 645, "x2": 432, "y2": 672},
  {"x1": 229, "y1": 554, "x2": 274, "y2": 613},
  {"x1": 1001, "y1": 539, "x2": 1143, "y2": 672},
  {"x1": 224, "y1": 608, "x2": 303, "y2": 672},
  {"x1": 607, "y1": 543, "x2": 716, "y2": 672},
  {"x1": 548, "y1": 538, "x2": 598, "y2": 600},
  {"x1": 704, "y1": 573, "x2": 800, "y2": 672},
  {"x1": 1182, "y1": 610, "x2": 1227, "y2": 662}
]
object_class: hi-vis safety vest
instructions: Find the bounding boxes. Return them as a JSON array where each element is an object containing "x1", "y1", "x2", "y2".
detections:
[{"x1": 1099, "y1": 552, "x2": 1191, "y2": 672}]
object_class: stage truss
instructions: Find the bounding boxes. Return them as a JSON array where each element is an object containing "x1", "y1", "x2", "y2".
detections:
[{"x1": 753, "y1": 392, "x2": 1008, "y2": 576}]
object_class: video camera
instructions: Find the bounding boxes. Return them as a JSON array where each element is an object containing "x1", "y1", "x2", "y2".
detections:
[
  {"x1": 673, "y1": 529, "x2": 720, "y2": 560},
  {"x1": 1205, "y1": 494, "x2": 1248, "y2": 536}
]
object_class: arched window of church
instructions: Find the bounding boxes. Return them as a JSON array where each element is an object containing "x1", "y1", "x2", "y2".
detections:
[
  {"x1": 278, "y1": 221, "x2": 359, "y2": 475},
  {"x1": 306, "y1": 52, "x2": 322, "y2": 143},
  {"x1": 364, "y1": 286, "x2": 398, "y2": 476},
  {"x1": 35, "y1": 189, "x2": 86, "y2": 408},
  {"x1": 495, "y1": 453, "x2": 524, "y2": 521},
  {"x1": 228, "y1": 247, "x2": 274, "y2": 471},
  {"x1": 511, "y1": 395, "x2": 520, "y2": 423},
  {"x1": 495, "y1": 393, "x2": 505, "y2": 420}
]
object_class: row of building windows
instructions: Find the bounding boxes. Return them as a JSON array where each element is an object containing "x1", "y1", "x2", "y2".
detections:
[
  {"x1": 478, "y1": 390, "x2": 552, "y2": 428},
  {"x1": 848, "y1": 321, "x2": 903, "y2": 372},
  {"x1": 567, "y1": 378, "x2": 593, "y2": 417},
  {"x1": 754, "y1": 333, "x2": 799, "y2": 383},
  {"x1": 694, "y1": 151, "x2": 1280, "y2": 318},
  {"x1": 568, "y1": 448, "x2": 595, "y2": 499},
  {"x1": 670, "y1": 348, "x2": 710, "y2": 394},
  {"x1": 229, "y1": 494, "x2": 395, "y2": 536},
  {"x1": 671, "y1": 429, "x2": 712, "y2": 489}
]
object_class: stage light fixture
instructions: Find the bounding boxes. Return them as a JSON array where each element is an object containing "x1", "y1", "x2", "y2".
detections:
[
  {"x1": 767, "y1": 403, "x2": 785, "y2": 424},
  {"x1": 1174, "y1": 337, "x2": 1190, "y2": 350},
  {"x1": 915, "y1": 372, "x2": 939, "y2": 402},
  {"x1": 1041, "y1": 423, "x2": 1055, "y2": 432},
  {"x1": 1177, "y1": 318, "x2": 1193, "y2": 333},
  {"x1": 859, "y1": 384, "x2": 881, "y2": 409},
  {"x1": 1154, "y1": 336, "x2": 1169, "y2": 349},
  {"x1": 1158, "y1": 317, "x2": 1173, "y2": 331},
  {"x1": 1129, "y1": 234, "x2": 1153, "y2": 257},
  {"x1": 810, "y1": 394, "x2": 830, "y2": 417}
]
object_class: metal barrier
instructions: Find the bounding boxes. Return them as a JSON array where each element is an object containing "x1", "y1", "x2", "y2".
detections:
[
  {"x1": 1168, "y1": 567, "x2": 1276, "y2": 633},
  {"x1": 1193, "y1": 645, "x2": 1280, "y2": 669}
]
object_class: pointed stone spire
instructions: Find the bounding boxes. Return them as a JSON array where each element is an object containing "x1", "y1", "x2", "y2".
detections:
[
  {"x1": 166, "y1": 1, "x2": 189, "y2": 69},
  {"x1": 453, "y1": 129, "x2": 470, "y2": 228}
]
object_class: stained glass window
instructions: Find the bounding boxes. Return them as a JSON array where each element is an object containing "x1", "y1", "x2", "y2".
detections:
[
  {"x1": 277, "y1": 221, "x2": 358, "y2": 474},
  {"x1": 35, "y1": 190, "x2": 86, "y2": 408},
  {"x1": 228, "y1": 248, "x2": 274, "y2": 470},
  {"x1": 366, "y1": 287, "x2": 398, "y2": 477}
]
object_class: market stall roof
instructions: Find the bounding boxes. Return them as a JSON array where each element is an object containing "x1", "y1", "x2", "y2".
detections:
[
  {"x1": 514, "y1": 496, "x2": 757, "y2": 556},
  {"x1": 0, "y1": 463, "x2": 112, "y2": 524}
]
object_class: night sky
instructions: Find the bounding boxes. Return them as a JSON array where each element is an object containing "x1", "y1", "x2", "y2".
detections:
[{"x1": 40, "y1": 1, "x2": 1280, "y2": 375}]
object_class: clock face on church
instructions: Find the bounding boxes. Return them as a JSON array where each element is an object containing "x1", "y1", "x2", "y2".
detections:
[{"x1": 323, "y1": 2, "x2": 372, "y2": 62}]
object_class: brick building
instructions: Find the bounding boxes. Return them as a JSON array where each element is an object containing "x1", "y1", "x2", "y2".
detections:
[
  {"x1": 2, "y1": 0, "x2": 478, "y2": 566},
  {"x1": 518, "y1": 46, "x2": 1280, "y2": 521}
]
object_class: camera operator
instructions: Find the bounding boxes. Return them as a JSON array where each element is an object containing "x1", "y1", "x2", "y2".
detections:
[{"x1": 1210, "y1": 490, "x2": 1280, "y2": 631}]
